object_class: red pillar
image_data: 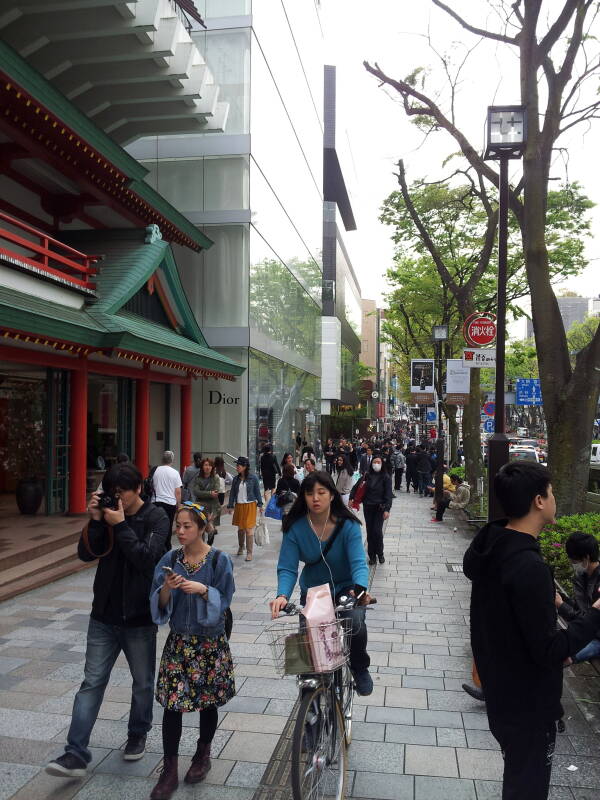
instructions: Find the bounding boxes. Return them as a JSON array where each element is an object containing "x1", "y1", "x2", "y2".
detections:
[
  {"x1": 180, "y1": 379, "x2": 192, "y2": 474},
  {"x1": 68, "y1": 357, "x2": 88, "y2": 514},
  {"x1": 135, "y1": 371, "x2": 150, "y2": 478}
]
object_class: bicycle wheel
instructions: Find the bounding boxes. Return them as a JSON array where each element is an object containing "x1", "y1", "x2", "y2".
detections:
[
  {"x1": 337, "y1": 662, "x2": 354, "y2": 746},
  {"x1": 291, "y1": 686, "x2": 347, "y2": 800}
]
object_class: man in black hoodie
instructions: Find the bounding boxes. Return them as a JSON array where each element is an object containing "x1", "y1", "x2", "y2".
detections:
[{"x1": 463, "y1": 462, "x2": 600, "y2": 800}]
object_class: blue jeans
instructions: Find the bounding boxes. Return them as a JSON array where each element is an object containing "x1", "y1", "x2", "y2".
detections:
[
  {"x1": 573, "y1": 637, "x2": 600, "y2": 663},
  {"x1": 417, "y1": 471, "x2": 430, "y2": 495},
  {"x1": 65, "y1": 618, "x2": 157, "y2": 764}
]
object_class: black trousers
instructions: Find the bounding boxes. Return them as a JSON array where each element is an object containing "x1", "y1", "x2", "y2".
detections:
[
  {"x1": 364, "y1": 504, "x2": 385, "y2": 559},
  {"x1": 405, "y1": 470, "x2": 418, "y2": 491},
  {"x1": 489, "y1": 717, "x2": 556, "y2": 800},
  {"x1": 155, "y1": 501, "x2": 176, "y2": 530},
  {"x1": 436, "y1": 498, "x2": 451, "y2": 520},
  {"x1": 394, "y1": 468, "x2": 404, "y2": 490}
]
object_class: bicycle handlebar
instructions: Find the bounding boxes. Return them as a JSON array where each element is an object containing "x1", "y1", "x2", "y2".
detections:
[{"x1": 280, "y1": 595, "x2": 377, "y2": 617}]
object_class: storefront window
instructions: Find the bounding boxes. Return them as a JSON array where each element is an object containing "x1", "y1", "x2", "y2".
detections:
[
  {"x1": 248, "y1": 348, "x2": 320, "y2": 470},
  {"x1": 87, "y1": 377, "x2": 132, "y2": 473}
]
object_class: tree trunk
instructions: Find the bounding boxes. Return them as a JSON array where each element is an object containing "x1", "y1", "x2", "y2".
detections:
[{"x1": 463, "y1": 367, "x2": 484, "y2": 494}]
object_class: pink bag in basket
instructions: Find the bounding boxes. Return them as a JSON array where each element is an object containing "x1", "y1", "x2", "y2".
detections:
[{"x1": 302, "y1": 583, "x2": 345, "y2": 673}]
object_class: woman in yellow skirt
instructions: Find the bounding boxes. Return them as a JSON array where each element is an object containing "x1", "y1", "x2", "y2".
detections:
[{"x1": 226, "y1": 456, "x2": 263, "y2": 561}]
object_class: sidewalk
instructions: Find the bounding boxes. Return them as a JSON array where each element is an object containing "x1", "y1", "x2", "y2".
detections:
[{"x1": 0, "y1": 493, "x2": 599, "y2": 799}]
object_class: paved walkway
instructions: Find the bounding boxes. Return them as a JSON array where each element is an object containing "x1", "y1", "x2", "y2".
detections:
[{"x1": 0, "y1": 492, "x2": 599, "y2": 799}]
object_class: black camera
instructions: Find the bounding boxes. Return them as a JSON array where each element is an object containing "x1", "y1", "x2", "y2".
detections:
[{"x1": 99, "y1": 494, "x2": 119, "y2": 510}]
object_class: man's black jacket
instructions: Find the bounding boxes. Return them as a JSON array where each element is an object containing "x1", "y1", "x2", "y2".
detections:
[
  {"x1": 405, "y1": 452, "x2": 418, "y2": 474},
  {"x1": 464, "y1": 521, "x2": 600, "y2": 725},
  {"x1": 415, "y1": 451, "x2": 431, "y2": 473},
  {"x1": 78, "y1": 502, "x2": 170, "y2": 626},
  {"x1": 558, "y1": 565, "x2": 600, "y2": 636}
]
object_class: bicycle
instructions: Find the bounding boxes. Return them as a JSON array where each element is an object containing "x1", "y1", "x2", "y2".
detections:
[{"x1": 267, "y1": 594, "x2": 371, "y2": 800}]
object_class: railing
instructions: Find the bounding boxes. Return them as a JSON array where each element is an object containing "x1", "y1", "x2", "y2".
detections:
[
  {"x1": 0, "y1": 210, "x2": 99, "y2": 292},
  {"x1": 166, "y1": 0, "x2": 206, "y2": 32}
]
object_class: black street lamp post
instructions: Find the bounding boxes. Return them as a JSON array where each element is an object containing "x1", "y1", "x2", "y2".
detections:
[
  {"x1": 484, "y1": 105, "x2": 527, "y2": 520},
  {"x1": 432, "y1": 324, "x2": 449, "y2": 503}
]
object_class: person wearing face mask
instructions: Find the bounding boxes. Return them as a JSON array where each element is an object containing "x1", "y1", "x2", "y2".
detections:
[
  {"x1": 555, "y1": 532, "x2": 600, "y2": 663},
  {"x1": 358, "y1": 454, "x2": 392, "y2": 565}
]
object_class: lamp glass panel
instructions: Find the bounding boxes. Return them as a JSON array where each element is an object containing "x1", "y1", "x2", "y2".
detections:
[{"x1": 489, "y1": 110, "x2": 525, "y2": 145}]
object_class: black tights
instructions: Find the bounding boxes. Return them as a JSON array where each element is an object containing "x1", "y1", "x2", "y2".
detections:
[{"x1": 162, "y1": 707, "x2": 219, "y2": 757}]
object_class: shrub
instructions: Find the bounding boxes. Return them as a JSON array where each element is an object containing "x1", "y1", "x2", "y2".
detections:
[
  {"x1": 538, "y1": 513, "x2": 600, "y2": 593},
  {"x1": 449, "y1": 466, "x2": 465, "y2": 480}
]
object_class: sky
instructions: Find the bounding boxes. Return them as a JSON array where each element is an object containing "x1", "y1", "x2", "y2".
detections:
[{"x1": 321, "y1": 0, "x2": 599, "y2": 334}]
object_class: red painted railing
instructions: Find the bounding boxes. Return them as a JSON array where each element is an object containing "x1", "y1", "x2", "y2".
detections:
[{"x1": 0, "y1": 210, "x2": 99, "y2": 291}]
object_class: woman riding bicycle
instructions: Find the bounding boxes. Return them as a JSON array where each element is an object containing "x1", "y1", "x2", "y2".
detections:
[{"x1": 269, "y1": 470, "x2": 373, "y2": 696}]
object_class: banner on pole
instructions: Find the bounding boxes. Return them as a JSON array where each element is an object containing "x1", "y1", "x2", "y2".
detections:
[
  {"x1": 446, "y1": 359, "x2": 471, "y2": 404},
  {"x1": 410, "y1": 358, "x2": 435, "y2": 404}
]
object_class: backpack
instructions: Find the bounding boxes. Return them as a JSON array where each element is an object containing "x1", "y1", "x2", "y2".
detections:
[
  {"x1": 169, "y1": 547, "x2": 233, "y2": 639},
  {"x1": 142, "y1": 466, "x2": 158, "y2": 502}
]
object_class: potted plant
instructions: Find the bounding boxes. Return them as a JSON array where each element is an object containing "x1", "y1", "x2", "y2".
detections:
[{"x1": 0, "y1": 379, "x2": 46, "y2": 514}]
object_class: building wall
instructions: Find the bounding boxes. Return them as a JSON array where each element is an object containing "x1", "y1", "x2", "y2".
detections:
[{"x1": 360, "y1": 298, "x2": 378, "y2": 378}]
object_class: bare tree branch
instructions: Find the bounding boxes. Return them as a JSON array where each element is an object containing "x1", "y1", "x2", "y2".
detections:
[
  {"x1": 538, "y1": 0, "x2": 580, "y2": 58},
  {"x1": 431, "y1": 0, "x2": 518, "y2": 45}
]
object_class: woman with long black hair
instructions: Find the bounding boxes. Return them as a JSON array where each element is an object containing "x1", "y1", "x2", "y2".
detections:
[
  {"x1": 353, "y1": 454, "x2": 392, "y2": 565},
  {"x1": 268, "y1": 471, "x2": 373, "y2": 696}
]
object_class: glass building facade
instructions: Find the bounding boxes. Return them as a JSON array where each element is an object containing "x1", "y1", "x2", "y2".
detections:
[{"x1": 129, "y1": 1, "x2": 324, "y2": 469}]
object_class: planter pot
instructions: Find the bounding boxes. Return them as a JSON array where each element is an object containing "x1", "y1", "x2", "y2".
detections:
[{"x1": 16, "y1": 478, "x2": 43, "y2": 515}]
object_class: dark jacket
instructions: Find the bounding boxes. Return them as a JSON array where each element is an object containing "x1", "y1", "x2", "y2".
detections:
[
  {"x1": 415, "y1": 450, "x2": 431, "y2": 473},
  {"x1": 78, "y1": 502, "x2": 170, "y2": 626},
  {"x1": 276, "y1": 476, "x2": 301, "y2": 495},
  {"x1": 464, "y1": 521, "x2": 600, "y2": 725},
  {"x1": 558, "y1": 565, "x2": 600, "y2": 637},
  {"x1": 324, "y1": 443, "x2": 336, "y2": 464},
  {"x1": 361, "y1": 471, "x2": 393, "y2": 511},
  {"x1": 228, "y1": 473, "x2": 263, "y2": 508},
  {"x1": 405, "y1": 451, "x2": 418, "y2": 474},
  {"x1": 260, "y1": 453, "x2": 281, "y2": 482},
  {"x1": 347, "y1": 448, "x2": 358, "y2": 471},
  {"x1": 359, "y1": 454, "x2": 373, "y2": 475}
]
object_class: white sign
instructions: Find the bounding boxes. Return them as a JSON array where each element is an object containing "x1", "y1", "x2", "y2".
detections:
[
  {"x1": 463, "y1": 349, "x2": 496, "y2": 368},
  {"x1": 446, "y1": 359, "x2": 471, "y2": 393},
  {"x1": 410, "y1": 359, "x2": 435, "y2": 393},
  {"x1": 371, "y1": 390, "x2": 379, "y2": 399}
]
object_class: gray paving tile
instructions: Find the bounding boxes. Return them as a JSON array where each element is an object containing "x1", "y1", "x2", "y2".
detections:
[
  {"x1": 0, "y1": 709, "x2": 71, "y2": 741},
  {"x1": 551, "y1": 754, "x2": 600, "y2": 789},
  {"x1": 414, "y1": 775, "x2": 476, "y2": 800},
  {"x1": 236, "y1": 677, "x2": 297, "y2": 700},
  {"x1": 428, "y1": 690, "x2": 485, "y2": 713},
  {"x1": 461, "y1": 712, "x2": 490, "y2": 730},
  {"x1": 414, "y1": 710, "x2": 464, "y2": 729},
  {"x1": 437, "y1": 727, "x2": 467, "y2": 748},
  {"x1": 402, "y1": 675, "x2": 445, "y2": 690},
  {"x1": 385, "y1": 724, "x2": 436, "y2": 745},
  {"x1": 351, "y1": 721, "x2": 386, "y2": 741},
  {"x1": 0, "y1": 762, "x2": 40, "y2": 800},
  {"x1": 352, "y1": 770, "x2": 414, "y2": 798},
  {"x1": 348, "y1": 740, "x2": 404, "y2": 774},
  {"x1": 366, "y1": 706, "x2": 414, "y2": 725},
  {"x1": 405, "y1": 744, "x2": 458, "y2": 777},
  {"x1": 93, "y1": 749, "x2": 162, "y2": 777},
  {"x1": 225, "y1": 761, "x2": 266, "y2": 788},
  {"x1": 219, "y1": 696, "x2": 269, "y2": 714},
  {"x1": 456, "y1": 747, "x2": 504, "y2": 780},
  {"x1": 0, "y1": 657, "x2": 28, "y2": 674}
]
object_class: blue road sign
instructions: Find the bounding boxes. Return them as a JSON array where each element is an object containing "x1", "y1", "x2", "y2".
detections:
[
  {"x1": 426, "y1": 410, "x2": 437, "y2": 422},
  {"x1": 483, "y1": 418, "x2": 495, "y2": 434},
  {"x1": 516, "y1": 378, "x2": 542, "y2": 406}
]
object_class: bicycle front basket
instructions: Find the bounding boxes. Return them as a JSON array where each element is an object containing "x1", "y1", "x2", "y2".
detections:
[{"x1": 284, "y1": 632, "x2": 314, "y2": 675}]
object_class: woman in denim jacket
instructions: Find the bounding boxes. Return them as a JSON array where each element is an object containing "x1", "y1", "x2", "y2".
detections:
[
  {"x1": 149, "y1": 505, "x2": 235, "y2": 800},
  {"x1": 226, "y1": 456, "x2": 263, "y2": 561}
]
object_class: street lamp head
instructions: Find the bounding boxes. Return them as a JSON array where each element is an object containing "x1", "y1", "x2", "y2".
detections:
[
  {"x1": 432, "y1": 324, "x2": 449, "y2": 341},
  {"x1": 484, "y1": 105, "x2": 527, "y2": 160}
]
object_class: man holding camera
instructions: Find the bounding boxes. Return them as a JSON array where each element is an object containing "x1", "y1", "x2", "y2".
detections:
[{"x1": 46, "y1": 463, "x2": 171, "y2": 779}]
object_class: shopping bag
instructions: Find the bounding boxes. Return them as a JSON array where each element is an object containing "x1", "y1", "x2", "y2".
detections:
[
  {"x1": 265, "y1": 495, "x2": 283, "y2": 520},
  {"x1": 284, "y1": 633, "x2": 314, "y2": 674},
  {"x1": 302, "y1": 584, "x2": 345, "y2": 672},
  {"x1": 350, "y1": 477, "x2": 366, "y2": 510},
  {"x1": 254, "y1": 520, "x2": 268, "y2": 546}
]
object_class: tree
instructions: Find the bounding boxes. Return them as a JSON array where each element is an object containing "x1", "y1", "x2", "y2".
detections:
[
  {"x1": 365, "y1": 0, "x2": 600, "y2": 514},
  {"x1": 380, "y1": 177, "x2": 590, "y2": 491}
]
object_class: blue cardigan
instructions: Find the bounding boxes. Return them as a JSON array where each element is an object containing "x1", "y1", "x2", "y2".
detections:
[
  {"x1": 228, "y1": 473, "x2": 263, "y2": 508},
  {"x1": 277, "y1": 517, "x2": 368, "y2": 600},
  {"x1": 150, "y1": 548, "x2": 235, "y2": 637}
]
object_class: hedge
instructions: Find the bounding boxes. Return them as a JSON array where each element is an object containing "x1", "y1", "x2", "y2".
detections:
[{"x1": 538, "y1": 513, "x2": 600, "y2": 594}]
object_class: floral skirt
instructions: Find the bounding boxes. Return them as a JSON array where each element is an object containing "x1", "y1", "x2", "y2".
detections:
[{"x1": 156, "y1": 631, "x2": 236, "y2": 712}]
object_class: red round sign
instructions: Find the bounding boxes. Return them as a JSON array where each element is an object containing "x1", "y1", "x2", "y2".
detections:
[{"x1": 463, "y1": 313, "x2": 497, "y2": 347}]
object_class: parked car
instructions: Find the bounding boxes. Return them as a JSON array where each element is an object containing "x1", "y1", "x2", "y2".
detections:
[
  {"x1": 592, "y1": 443, "x2": 600, "y2": 465},
  {"x1": 510, "y1": 447, "x2": 540, "y2": 463},
  {"x1": 516, "y1": 426, "x2": 528, "y2": 437}
]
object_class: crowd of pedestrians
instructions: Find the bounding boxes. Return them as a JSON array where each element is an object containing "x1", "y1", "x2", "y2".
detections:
[{"x1": 37, "y1": 431, "x2": 600, "y2": 800}]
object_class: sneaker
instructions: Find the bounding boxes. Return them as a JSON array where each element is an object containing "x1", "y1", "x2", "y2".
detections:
[
  {"x1": 352, "y1": 668, "x2": 373, "y2": 696},
  {"x1": 46, "y1": 753, "x2": 87, "y2": 778},
  {"x1": 461, "y1": 683, "x2": 485, "y2": 702},
  {"x1": 378, "y1": 555, "x2": 385, "y2": 564},
  {"x1": 123, "y1": 734, "x2": 146, "y2": 761},
  {"x1": 368, "y1": 558, "x2": 376, "y2": 565}
]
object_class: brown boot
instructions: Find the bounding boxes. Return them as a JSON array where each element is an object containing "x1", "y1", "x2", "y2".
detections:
[
  {"x1": 245, "y1": 533, "x2": 254, "y2": 562},
  {"x1": 150, "y1": 756, "x2": 178, "y2": 800},
  {"x1": 184, "y1": 740, "x2": 211, "y2": 784},
  {"x1": 237, "y1": 530, "x2": 245, "y2": 555}
]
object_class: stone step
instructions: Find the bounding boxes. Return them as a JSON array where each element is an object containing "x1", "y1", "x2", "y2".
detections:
[
  {"x1": 0, "y1": 544, "x2": 94, "y2": 604},
  {"x1": 0, "y1": 524, "x2": 84, "y2": 572}
]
